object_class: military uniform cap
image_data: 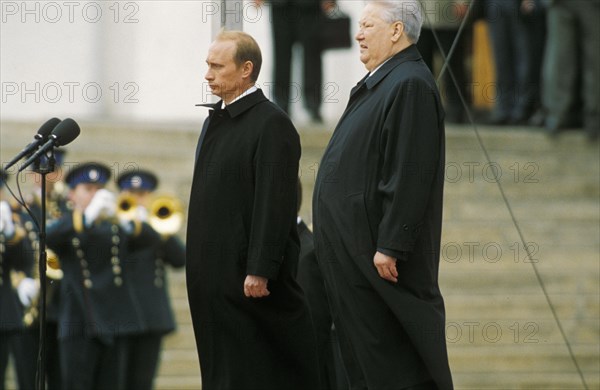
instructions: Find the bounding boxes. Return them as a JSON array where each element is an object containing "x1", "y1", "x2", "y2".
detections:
[
  {"x1": 65, "y1": 162, "x2": 111, "y2": 189},
  {"x1": 117, "y1": 169, "x2": 158, "y2": 192}
]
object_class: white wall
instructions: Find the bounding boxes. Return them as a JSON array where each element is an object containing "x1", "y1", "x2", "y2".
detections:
[{"x1": 1, "y1": 0, "x2": 368, "y2": 125}]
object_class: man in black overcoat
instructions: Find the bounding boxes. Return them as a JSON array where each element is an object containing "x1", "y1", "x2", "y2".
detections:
[
  {"x1": 186, "y1": 31, "x2": 319, "y2": 390},
  {"x1": 312, "y1": 1, "x2": 453, "y2": 389}
]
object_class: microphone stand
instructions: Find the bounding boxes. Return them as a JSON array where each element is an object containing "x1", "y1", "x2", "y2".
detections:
[{"x1": 32, "y1": 152, "x2": 54, "y2": 390}]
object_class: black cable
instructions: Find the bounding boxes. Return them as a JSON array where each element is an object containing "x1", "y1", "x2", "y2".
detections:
[
  {"x1": 5, "y1": 176, "x2": 41, "y2": 232},
  {"x1": 422, "y1": 0, "x2": 588, "y2": 388}
]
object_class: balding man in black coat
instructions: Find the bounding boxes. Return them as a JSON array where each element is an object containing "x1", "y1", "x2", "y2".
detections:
[{"x1": 313, "y1": 1, "x2": 453, "y2": 389}]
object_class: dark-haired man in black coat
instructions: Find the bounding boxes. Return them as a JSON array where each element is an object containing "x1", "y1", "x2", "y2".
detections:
[
  {"x1": 186, "y1": 31, "x2": 319, "y2": 390},
  {"x1": 313, "y1": 1, "x2": 452, "y2": 389}
]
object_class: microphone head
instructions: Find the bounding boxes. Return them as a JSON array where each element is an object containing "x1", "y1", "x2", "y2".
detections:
[
  {"x1": 36, "y1": 117, "x2": 61, "y2": 139},
  {"x1": 51, "y1": 118, "x2": 80, "y2": 146}
]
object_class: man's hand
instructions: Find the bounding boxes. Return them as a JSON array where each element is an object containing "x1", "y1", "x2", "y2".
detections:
[
  {"x1": 374, "y1": 251, "x2": 398, "y2": 283},
  {"x1": 244, "y1": 275, "x2": 270, "y2": 298}
]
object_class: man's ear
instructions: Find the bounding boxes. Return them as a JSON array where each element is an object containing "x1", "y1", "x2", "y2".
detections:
[
  {"x1": 391, "y1": 21, "x2": 404, "y2": 43},
  {"x1": 242, "y1": 60, "x2": 254, "y2": 80}
]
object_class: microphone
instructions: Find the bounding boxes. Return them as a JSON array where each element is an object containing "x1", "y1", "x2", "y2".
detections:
[
  {"x1": 4, "y1": 118, "x2": 61, "y2": 170},
  {"x1": 19, "y1": 118, "x2": 81, "y2": 172}
]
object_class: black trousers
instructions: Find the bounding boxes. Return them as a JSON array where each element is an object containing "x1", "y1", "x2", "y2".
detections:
[
  {"x1": 124, "y1": 333, "x2": 163, "y2": 390},
  {"x1": 271, "y1": 4, "x2": 323, "y2": 116},
  {"x1": 60, "y1": 336, "x2": 128, "y2": 390},
  {"x1": 0, "y1": 330, "x2": 36, "y2": 390},
  {"x1": 417, "y1": 28, "x2": 469, "y2": 123}
]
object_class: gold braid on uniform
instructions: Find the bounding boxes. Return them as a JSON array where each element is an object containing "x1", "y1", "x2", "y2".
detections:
[{"x1": 71, "y1": 222, "x2": 124, "y2": 289}]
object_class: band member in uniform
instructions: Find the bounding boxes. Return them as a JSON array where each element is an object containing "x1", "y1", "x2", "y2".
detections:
[
  {"x1": 46, "y1": 162, "x2": 159, "y2": 390},
  {"x1": 0, "y1": 169, "x2": 36, "y2": 390},
  {"x1": 116, "y1": 169, "x2": 185, "y2": 390},
  {"x1": 20, "y1": 148, "x2": 69, "y2": 390}
]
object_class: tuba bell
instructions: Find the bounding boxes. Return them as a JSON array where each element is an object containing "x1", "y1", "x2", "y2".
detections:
[{"x1": 149, "y1": 195, "x2": 183, "y2": 236}]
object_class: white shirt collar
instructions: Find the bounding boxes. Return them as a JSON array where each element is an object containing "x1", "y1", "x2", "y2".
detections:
[
  {"x1": 222, "y1": 85, "x2": 258, "y2": 109},
  {"x1": 368, "y1": 57, "x2": 392, "y2": 78}
]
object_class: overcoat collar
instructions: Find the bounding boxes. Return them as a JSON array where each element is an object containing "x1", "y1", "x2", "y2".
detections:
[
  {"x1": 351, "y1": 44, "x2": 422, "y2": 97},
  {"x1": 195, "y1": 88, "x2": 268, "y2": 118}
]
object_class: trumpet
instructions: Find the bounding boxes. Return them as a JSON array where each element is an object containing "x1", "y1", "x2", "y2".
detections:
[
  {"x1": 117, "y1": 193, "x2": 138, "y2": 221},
  {"x1": 117, "y1": 193, "x2": 183, "y2": 236},
  {"x1": 149, "y1": 195, "x2": 184, "y2": 236}
]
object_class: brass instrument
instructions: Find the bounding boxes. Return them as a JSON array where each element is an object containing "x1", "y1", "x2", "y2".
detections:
[
  {"x1": 46, "y1": 249, "x2": 63, "y2": 280},
  {"x1": 116, "y1": 193, "x2": 138, "y2": 222},
  {"x1": 117, "y1": 193, "x2": 183, "y2": 236},
  {"x1": 149, "y1": 195, "x2": 184, "y2": 236},
  {"x1": 13, "y1": 249, "x2": 63, "y2": 327}
]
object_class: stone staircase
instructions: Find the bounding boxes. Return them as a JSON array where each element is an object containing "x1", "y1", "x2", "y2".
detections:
[{"x1": 1, "y1": 121, "x2": 598, "y2": 389}]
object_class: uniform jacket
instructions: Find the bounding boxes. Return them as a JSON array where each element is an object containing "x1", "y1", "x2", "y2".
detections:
[
  {"x1": 125, "y1": 234, "x2": 185, "y2": 334},
  {"x1": 0, "y1": 228, "x2": 33, "y2": 332},
  {"x1": 47, "y1": 211, "x2": 159, "y2": 344}
]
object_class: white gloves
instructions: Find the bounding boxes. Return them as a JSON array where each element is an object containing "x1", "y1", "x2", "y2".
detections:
[
  {"x1": 136, "y1": 206, "x2": 148, "y2": 222},
  {"x1": 0, "y1": 201, "x2": 15, "y2": 238},
  {"x1": 84, "y1": 189, "x2": 116, "y2": 227},
  {"x1": 17, "y1": 277, "x2": 40, "y2": 307}
]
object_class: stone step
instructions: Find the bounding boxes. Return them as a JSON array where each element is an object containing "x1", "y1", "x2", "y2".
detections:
[{"x1": 2, "y1": 121, "x2": 597, "y2": 390}]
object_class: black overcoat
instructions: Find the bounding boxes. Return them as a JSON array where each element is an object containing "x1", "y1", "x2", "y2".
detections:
[
  {"x1": 313, "y1": 45, "x2": 453, "y2": 389},
  {"x1": 186, "y1": 89, "x2": 319, "y2": 390}
]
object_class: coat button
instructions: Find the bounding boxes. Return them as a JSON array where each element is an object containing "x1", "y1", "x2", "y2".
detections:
[{"x1": 403, "y1": 224, "x2": 409, "y2": 231}]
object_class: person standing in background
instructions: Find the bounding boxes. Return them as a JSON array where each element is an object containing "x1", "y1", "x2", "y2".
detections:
[
  {"x1": 418, "y1": 0, "x2": 472, "y2": 124},
  {"x1": 483, "y1": 0, "x2": 540, "y2": 125},
  {"x1": 256, "y1": 0, "x2": 332, "y2": 123},
  {"x1": 296, "y1": 179, "x2": 355, "y2": 390},
  {"x1": 116, "y1": 170, "x2": 186, "y2": 390},
  {"x1": 0, "y1": 169, "x2": 36, "y2": 390},
  {"x1": 20, "y1": 148, "x2": 70, "y2": 390},
  {"x1": 47, "y1": 162, "x2": 158, "y2": 390},
  {"x1": 541, "y1": 0, "x2": 599, "y2": 139}
]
